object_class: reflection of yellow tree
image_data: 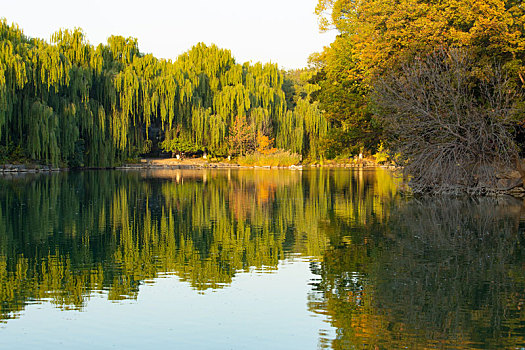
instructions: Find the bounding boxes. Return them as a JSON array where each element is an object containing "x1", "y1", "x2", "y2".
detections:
[{"x1": 0, "y1": 168, "x2": 399, "y2": 322}]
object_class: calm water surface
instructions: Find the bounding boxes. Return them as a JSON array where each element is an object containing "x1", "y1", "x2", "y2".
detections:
[{"x1": 0, "y1": 168, "x2": 524, "y2": 349}]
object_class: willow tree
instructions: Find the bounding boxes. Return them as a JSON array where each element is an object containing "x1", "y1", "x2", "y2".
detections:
[
  {"x1": 0, "y1": 21, "x2": 150, "y2": 166},
  {"x1": 0, "y1": 20, "x2": 328, "y2": 166},
  {"x1": 156, "y1": 44, "x2": 291, "y2": 157},
  {"x1": 279, "y1": 69, "x2": 329, "y2": 160}
]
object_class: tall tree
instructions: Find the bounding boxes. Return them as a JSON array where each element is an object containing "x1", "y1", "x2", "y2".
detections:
[
  {"x1": 0, "y1": 20, "x2": 325, "y2": 166},
  {"x1": 316, "y1": 0, "x2": 525, "y2": 82},
  {"x1": 314, "y1": 0, "x2": 525, "y2": 161}
]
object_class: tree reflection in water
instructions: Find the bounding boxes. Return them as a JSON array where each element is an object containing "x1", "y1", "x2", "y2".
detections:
[
  {"x1": 311, "y1": 196, "x2": 525, "y2": 349},
  {"x1": 3, "y1": 169, "x2": 523, "y2": 349},
  {"x1": 0, "y1": 168, "x2": 394, "y2": 323}
]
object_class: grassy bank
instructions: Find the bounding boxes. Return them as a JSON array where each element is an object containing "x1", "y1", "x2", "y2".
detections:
[{"x1": 235, "y1": 150, "x2": 301, "y2": 167}]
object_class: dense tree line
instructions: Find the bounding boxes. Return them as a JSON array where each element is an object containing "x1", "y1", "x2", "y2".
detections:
[
  {"x1": 0, "y1": 20, "x2": 328, "y2": 166},
  {"x1": 5, "y1": 0, "x2": 524, "y2": 183}
]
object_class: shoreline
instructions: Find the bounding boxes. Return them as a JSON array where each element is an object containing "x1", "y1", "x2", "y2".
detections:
[
  {"x1": 1, "y1": 160, "x2": 524, "y2": 198},
  {"x1": 115, "y1": 158, "x2": 393, "y2": 170},
  {"x1": 0, "y1": 164, "x2": 63, "y2": 174},
  {"x1": 0, "y1": 158, "x2": 392, "y2": 174}
]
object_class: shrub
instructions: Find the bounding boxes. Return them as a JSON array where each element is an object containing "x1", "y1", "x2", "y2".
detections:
[
  {"x1": 160, "y1": 137, "x2": 199, "y2": 156},
  {"x1": 374, "y1": 48, "x2": 521, "y2": 193},
  {"x1": 236, "y1": 150, "x2": 301, "y2": 167},
  {"x1": 373, "y1": 143, "x2": 390, "y2": 164}
]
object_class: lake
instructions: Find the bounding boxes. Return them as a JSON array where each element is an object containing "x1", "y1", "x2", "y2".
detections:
[{"x1": 0, "y1": 168, "x2": 524, "y2": 349}]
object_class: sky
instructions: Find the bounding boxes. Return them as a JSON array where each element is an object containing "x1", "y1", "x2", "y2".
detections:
[{"x1": 2, "y1": 0, "x2": 337, "y2": 69}]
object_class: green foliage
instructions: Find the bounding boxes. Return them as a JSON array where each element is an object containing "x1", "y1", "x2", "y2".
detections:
[
  {"x1": 68, "y1": 139, "x2": 85, "y2": 168},
  {"x1": 279, "y1": 69, "x2": 329, "y2": 159},
  {"x1": 321, "y1": 128, "x2": 363, "y2": 159},
  {"x1": 160, "y1": 137, "x2": 199, "y2": 155},
  {"x1": 309, "y1": 36, "x2": 381, "y2": 158},
  {"x1": 0, "y1": 20, "x2": 327, "y2": 166},
  {"x1": 0, "y1": 142, "x2": 28, "y2": 164}
]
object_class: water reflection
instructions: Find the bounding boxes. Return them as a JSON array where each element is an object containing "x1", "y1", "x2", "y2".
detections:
[
  {"x1": 0, "y1": 169, "x2": 395, "y2": 323},
  {"x1": 1, "y1": 169, "x2": 524, "y2": 349},
  {"x1": 311, "y1": 196, "x2": 525, "y2": 349}
]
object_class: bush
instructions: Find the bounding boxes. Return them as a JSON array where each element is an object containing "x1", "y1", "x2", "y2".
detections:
[
  {"x1": 236, "y1": 150, "x2": 301, "y2": 167},
  {"x1": 373, "y1": 143, "x2": 390, "y2": 164},
  {"x1": 0, "y1": 143, "x2": 30, "y2": 164},
  {"x1": 160, "y1": 137, "x2": 199, "y2": 156},
  {"x1": 68, "y1": 139, "x2": 85, "y2": 168},
  {"x1": 374, "y1": 48, "x2": 521, "y2": 193},
  {"x1": 320, "y1": 129, "x2": 362, "y2": 159}
]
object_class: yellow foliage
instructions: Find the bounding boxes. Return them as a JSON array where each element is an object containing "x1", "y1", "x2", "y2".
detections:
[
  {"x1": 256, "y1": 131, "x2": 277, "y2": 155},
  {"x1": 317, "y1": 0, "x2": 525, "y2": 82}
]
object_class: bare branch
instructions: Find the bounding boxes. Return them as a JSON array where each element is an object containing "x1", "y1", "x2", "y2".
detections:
[{"x1": 374, "y1": 48, "x2": 521, "y2": 194}]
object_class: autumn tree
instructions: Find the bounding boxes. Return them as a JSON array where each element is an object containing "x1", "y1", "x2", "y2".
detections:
[
  {"x1": 256, "y1": 131, "x2": 276, "y2": 154},
  {"x1": 315, "y1": 0, "x2": 525, "y2": 170},
  {"x1": 228, "y1": 115, "x2": 256, "y2": 156},
  {"x1": 316, "y1": 0, "x2": 525, "y2": 82},
  {"x1": 309, "y1": 37, "x2": 380, "y2": 157}
]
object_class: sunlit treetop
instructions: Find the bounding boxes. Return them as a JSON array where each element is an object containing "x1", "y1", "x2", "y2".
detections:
[{"x1": 316, "y1": 0, "x2": 525, "y2": 80}]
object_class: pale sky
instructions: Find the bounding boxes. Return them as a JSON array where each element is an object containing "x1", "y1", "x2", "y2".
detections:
[{"x1": 2, "y1": 0, "x2": 336, "y2": 69}]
